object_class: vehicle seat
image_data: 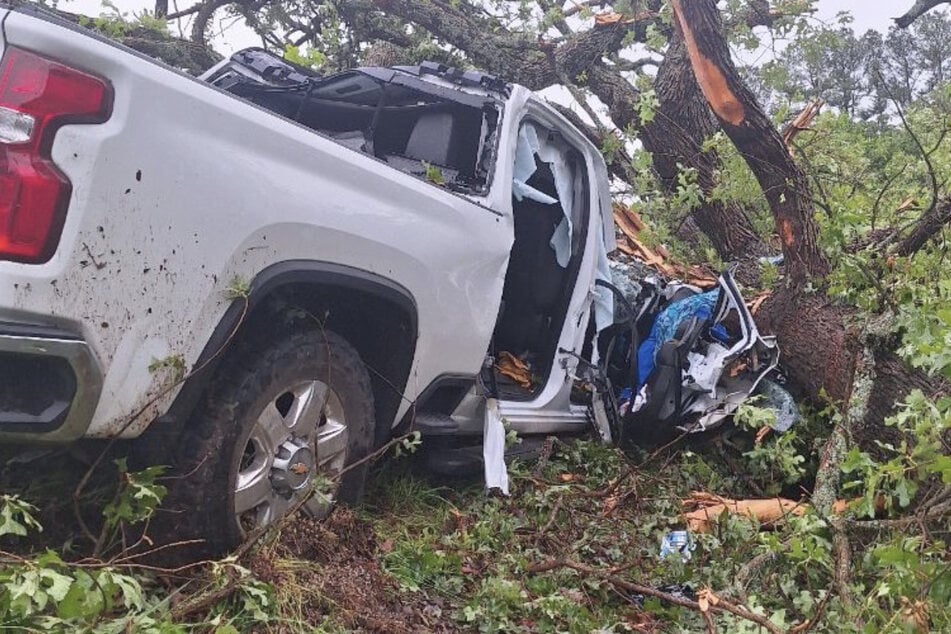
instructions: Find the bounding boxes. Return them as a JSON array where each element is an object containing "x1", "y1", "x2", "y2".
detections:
[
  {"x1": 625, "y1": 315, "x2": 707, "y2": 443},
  {"x1": 404, "y1": 110, "x2": 459, "y2": 167},
  {"x1": 381, "y1": 110, "x2": 465, "y2": 183}
]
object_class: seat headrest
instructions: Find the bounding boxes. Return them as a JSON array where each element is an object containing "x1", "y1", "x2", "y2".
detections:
[{"x1": 405, "y1": 111, "x2": 457, "y2": 166}]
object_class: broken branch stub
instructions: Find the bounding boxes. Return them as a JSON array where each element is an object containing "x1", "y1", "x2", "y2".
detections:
[{"x1": 782, "y1": 98, "x2": 824, "y2": 150}]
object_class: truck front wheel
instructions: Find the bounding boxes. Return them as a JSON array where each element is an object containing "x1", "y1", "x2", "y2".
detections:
[{"x1": 162, "y1": 328, "x2": 374, "y2": 557}]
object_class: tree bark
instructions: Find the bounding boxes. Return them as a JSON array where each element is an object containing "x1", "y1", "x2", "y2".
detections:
[
  {"x1": 362, "y1": 0, "x2": 643, "y2": 91},
  {"x1": 671, "y1": 0, "x2": 948, "y2": 438},
  {"x1": 896, "y1": 198, "x2": 951, "y2": 256},
  {"x1": 671, "y1": 0, "x2": 829, "y2": 286},
  {"x1": 640, "y1": 31, "x2": 767, "y2": 263}
]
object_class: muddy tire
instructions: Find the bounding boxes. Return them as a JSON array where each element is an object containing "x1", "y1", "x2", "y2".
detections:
[{"x1": 154, "y1": 329, "x2": 374, "y2": 559}]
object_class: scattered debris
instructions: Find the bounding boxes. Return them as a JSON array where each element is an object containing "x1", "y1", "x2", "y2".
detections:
[
  {"x1": 495, "y1": 351, "x2": 533, "y2": 389},
  {"x1": 483, "y1": 398, "x2": 510, "y2": 495},
  {"x1": 630, "y1": 583, "x2": 696, "y2": 608},
  {"x1": 755, "y1": 379, "x2": 800, "y2": 432},
  {"x1": 757, "y1": 254, "x2": 785, "y2": 267},
  {"x1": 660, "y1": 530, "x2": 695, "y2": 562},
  {"x1": 613, "y1": 204, "x2": 717, "y2": 288},
  {"x1": 623, "y1": 269, "x2": 780, "y2": 435},
  {"x1": 896, "y1": 197, "x2": 919, "y2": 214}
]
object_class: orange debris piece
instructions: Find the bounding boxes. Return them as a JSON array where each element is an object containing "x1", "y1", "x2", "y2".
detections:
[{"x1": 612, "y1": 203, "x2": 717, "y2": 288}]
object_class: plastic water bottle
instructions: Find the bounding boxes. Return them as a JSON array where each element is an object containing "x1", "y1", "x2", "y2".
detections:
[{"x1": 660, "y1": 530, "x2": 693, "y2": 562}]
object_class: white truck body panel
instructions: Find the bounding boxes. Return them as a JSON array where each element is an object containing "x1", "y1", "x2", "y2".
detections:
[
  {"x1": 0, "y1": 10, "x2": 521, "y2": 438},
  {"x1": 0, "y1": 7, "x2": 614, "y2": 441}
]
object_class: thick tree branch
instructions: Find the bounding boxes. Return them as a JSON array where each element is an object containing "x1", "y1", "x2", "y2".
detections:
[
  {"x1": 609, "y1": 57, "x2": 661, "y2": 73},
  {"x1": 191, "y1": 0, "x2": 233, "y2": 44},
  {"x1": 35, "y1": 4, "x2": 220, "y2": 73},
  {"x1": 365, "y1": 0, "x2": 659, "y2": 90},
  {"x1": 671, "y1": 0, "x2": 829, "y2": 284},
  {"x1": 165, "y1": 2, "x2": 205, "y2": 21},
  {"x1": 896, "y1": 199, "x2": 951, "y2": 256},
  {"x1": 895, "y1": 0, "x2": 950, "y2": 28}
]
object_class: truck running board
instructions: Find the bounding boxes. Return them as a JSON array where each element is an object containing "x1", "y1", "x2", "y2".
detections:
[{"x1": 424, "y1": 436, "x2": 552, "y2": 476}]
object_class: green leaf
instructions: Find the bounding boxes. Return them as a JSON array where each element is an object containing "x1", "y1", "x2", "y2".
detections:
[
  {"x1": 931, "y1": 455, "x2": 951, "y2": 484},
  {"x1": 423, "y1": 162, "x2": 445, "y2": 185},
  {"x1": 40, "y1": 569, "x2": 73, "y2": 603},
  {"x1": 57, "y1": 572, "x2": 105, "y2": 620},
  {"x1": 0, "y1": 495, "x2": 42, "y2": 537}
]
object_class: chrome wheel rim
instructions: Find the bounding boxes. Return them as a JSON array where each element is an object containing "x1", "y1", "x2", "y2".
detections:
[{"x1": 234, "y1": 380, "x2": 349, "y2": 532}]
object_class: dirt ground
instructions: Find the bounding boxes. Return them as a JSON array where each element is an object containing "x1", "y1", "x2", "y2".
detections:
[{"x1": 249, "y1": 509, "x2": 460, "y2": 633}]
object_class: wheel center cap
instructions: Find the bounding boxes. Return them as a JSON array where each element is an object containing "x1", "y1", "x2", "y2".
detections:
[{"x1": 271, "y1": 439, "x2": 315, "y2": 494}]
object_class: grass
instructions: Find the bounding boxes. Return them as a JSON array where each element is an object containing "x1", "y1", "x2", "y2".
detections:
[
  {"x1": 303, "y1": 440, "x2": 697, "y2": 632},
  {"x1": 0, "y1": 428, "x2": 947, "y2": 632},
  {"x1": 0, "y1": 437, "x2": 789, "y2": 631}
]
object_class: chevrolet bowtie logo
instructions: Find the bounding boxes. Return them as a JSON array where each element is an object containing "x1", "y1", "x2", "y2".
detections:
[{"x1": 289, "y1": 462, "x2": 309, "y2": 475}]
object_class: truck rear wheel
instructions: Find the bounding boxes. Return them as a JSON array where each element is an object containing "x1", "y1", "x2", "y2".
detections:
[{"x1": 160, "y1": 328, "x2": 374, "y2": 557}]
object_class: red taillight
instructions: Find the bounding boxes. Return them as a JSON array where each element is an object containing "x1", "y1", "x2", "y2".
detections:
[{"x1": 0, "y1": 47, "x2": 111, "y2": 263}]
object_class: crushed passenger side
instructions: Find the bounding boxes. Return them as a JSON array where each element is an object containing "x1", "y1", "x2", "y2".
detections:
[{"x1": 598, "y1": 264, "x2": 794, "y2": 445}]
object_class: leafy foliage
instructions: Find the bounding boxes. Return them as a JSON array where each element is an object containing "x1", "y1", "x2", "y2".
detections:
[{"x1": 0, "y1": 481, "x2": 182, "y2": 632}]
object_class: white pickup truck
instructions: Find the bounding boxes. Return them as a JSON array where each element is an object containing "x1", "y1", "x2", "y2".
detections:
[{"x1": 0, "y1": 2, "x2": 778, "y2": 555}]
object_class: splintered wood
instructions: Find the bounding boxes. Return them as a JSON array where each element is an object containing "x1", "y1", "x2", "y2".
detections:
[
  {"x1": 683, "y1": 491, "x2": 806, "y2": 533},
  {"x1": 594, "y1": 10, "x2": 656, "y2": 27},
  {"x1": 782, "y1": 98, "x2": 824, "y2": 150},
  {"x1": 747, "y1": 290, "x2": 771, "y2": 315},
  {"x1": 612, "y1": 203, "x2": 717, "y2": 288},
  {"x1": 682, "y1": 492, "x2": 886, "y2": 533}
]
